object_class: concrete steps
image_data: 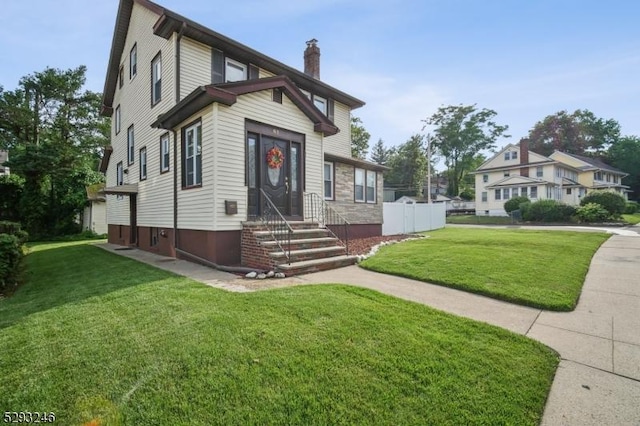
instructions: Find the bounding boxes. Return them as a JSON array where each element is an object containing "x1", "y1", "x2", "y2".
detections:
[{"x1": 243, "y1": 221, "x2": 355, "y2": 275}]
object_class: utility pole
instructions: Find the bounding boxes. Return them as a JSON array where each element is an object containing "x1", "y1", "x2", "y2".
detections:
[{"x1": 426, "y1": 134, "x2": 432, "y2": 204}]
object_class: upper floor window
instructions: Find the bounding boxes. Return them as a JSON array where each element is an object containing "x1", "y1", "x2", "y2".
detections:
[
  {"x1": 225, "y1": 58, "x2": 246, "y2": 82},
  {"x1": 594, "y1": 171, "x2": 603, "y2": 181},
  {"x1": 116, "y1": 162, "x2": 123, "y2": 186},
  {"x1": 115, "y1": 105, "x2": 121, "y2": 135},
  {"x1": 182, "y1": 121, "x2": 202, "y2": 188},
  {"x1": 313, "y1": 95, "x2": 327, "y2": 115},
  {"x1": 324, "y1": 162, "x2": 334, "y2": 200},
  {"x1": 139, "y1": 147, "x2": 147, "y2": 181},
  {"x1": 512, "y1": 151, "x2": 517, "y2": 160},
  {"x1": 160, "y1": 133, "x2": 170, "y2": 173},
  {"x1": 127, "y1": 125, "x2": 135, "y2": 165},
  {"x1": 504, "y1": 170, "x2": 510, "y2": 177},
  {"x1": 536, "y1": 166, "x2": 543, "y2": 177},
  {"x1": 129, "y1": 44, "x2": 137, "y2": 79},
  {"x1": 118, "y1": 66, "x2": 124, "y2": 89},
  {"x1": 151, "y1": 53, "x2": 162, "y2": 105},
  {"x1": 482, "y1": 174, "x2": 488, "y2": 183}
]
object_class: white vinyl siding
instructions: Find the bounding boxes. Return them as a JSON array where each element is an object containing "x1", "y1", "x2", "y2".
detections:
[
  {"x1": 180, "y1": 38, "x2": 211, "y2": 99},
  {"x1": 323, "y1": 101, "x2": 350, "y2": 157},
  {"x1": 107, "y1": 2, "x2": 175, "y2": 228}
]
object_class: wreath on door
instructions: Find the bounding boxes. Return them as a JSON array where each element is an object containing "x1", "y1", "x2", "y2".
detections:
[{"x1": 266, "y1": 147, "x2": 284, "y2": 169}]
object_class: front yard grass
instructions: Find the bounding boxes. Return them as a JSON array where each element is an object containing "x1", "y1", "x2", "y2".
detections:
[
  {"x1": 0, "y1": 241, "x2": 559, "y2": 425},
  {"x1": 361, "y1": 227, "x2": 609, "y2": 311},
  {"x1": 623, "y1": 213, "x2": 640, "y2": 225}
]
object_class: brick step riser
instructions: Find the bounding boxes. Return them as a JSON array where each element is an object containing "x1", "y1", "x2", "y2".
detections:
[
  {"x1": 271, "y1": 249, "x2": 347, "y2": 263},
  {"x1": 277, "y1": 257, "x2": 357, "y2": 276},
  {"x1": 262, "y1": 240, "x2": 342, "y2": 251},
  {"x1": 255, "y1": 231, "x2": 331, "y2": 241}
]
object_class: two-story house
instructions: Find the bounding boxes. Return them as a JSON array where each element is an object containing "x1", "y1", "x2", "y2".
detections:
[
  {"x1": 99, "y1": 0, "x2": 385, "y2": 274},
  {"x1": 473, "y1": 141, "x2": 628, "y2": 216}
]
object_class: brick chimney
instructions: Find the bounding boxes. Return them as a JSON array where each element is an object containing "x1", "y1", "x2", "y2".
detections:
[
  {"x1": 304, "y1": 39, "x2": 320, "y2": 79},
  {"x1": 520, "y1": 139, "x2": 529, "y2": 177}
]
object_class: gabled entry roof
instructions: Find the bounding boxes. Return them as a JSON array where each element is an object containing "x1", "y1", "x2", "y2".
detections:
[{"x1": 151, "y1": 76, "x2": 340, "y2": 136}]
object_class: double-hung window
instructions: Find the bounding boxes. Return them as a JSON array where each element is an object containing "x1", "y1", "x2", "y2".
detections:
[
  {"x1": 495, "y1": 189, "x2": 501, "y2": 200},
  {"x1": 183, "y1": 121, "x2": 202, "y2": 187},
  {"x1": 355, "y1": 168, "x2": 365, "y2": 202},
  {"x1": 503, "y1": 188, "x2": 511, "y2": 200},
  {"x1": 127, "y1": 125, "x2": 135, "y2": 165},
  {"x1": 160, "y1": 133, "x2": 170, "y2": 173},
  {"x1": 530, "y1": 186, "x2": 538, "y2": 198},
  {"x1": 116, "y1": 162, "x2": 123, "y2": 186},
  {"x1": 536, "y1": 166, "x2": 543, "y2": 178},
  {"x1": 115, "y1": 105, "x2": 121, "y2": 134},
  {"x1": 225, "y1": 58, "x2": 246, "y2": 82},
  {"x1": 365, "y1": 170, "x2": 376, "y2": 203},
  {"x1": 313, "y1": 95, "x2": 327, "y2": 115},
  {"x1": 482, "y1": 174, "x2": 488, "y2": 183},
  {"x1": 324, "y1": 162, "x2": 334, "y2": 200},
  {"x1": 151, "y1": 53, "x2": 162, "y2": 105},
  {"x1": 481, "y1": 192, "x2": 488, "y2": 202},
  {"x1": 139, "y1": 147, "x2": 147, "y2": 181},
  {"x1": 129, "y1": 44, "x2": 137, "y2": 79}
]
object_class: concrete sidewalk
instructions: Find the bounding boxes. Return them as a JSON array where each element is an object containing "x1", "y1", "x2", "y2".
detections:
[{"x1": 99, "y1": 227, "x2": 640, "y2": 424}]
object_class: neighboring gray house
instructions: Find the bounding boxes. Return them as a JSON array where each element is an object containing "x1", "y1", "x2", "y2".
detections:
[{"x1": 99, "y1": 0, "x2": 386, "y2": 274}]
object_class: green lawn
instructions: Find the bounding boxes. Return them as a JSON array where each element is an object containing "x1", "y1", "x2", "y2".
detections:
[
  {"x1": 361, "y1": 228, "x2": 609, "y2": 311},
  {"x1": 623, "y1": 213, "x2": 640, "y2": 225},
  {"x1": 0, "y1": 241, "x2": 559, "y2": 425},
  {"x1": 446, "y1": 214, "x2": 516, "y2": 225}
]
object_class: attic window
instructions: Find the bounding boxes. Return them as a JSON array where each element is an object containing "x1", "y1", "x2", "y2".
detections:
[
  {"x1": 313, "y1": 95, "x2": 327, "y2": 115},
  {"x1": 225, "y1": 58, "x2": 246, "y2": 82}
]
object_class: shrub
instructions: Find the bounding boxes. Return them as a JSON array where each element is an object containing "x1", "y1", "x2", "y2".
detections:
[
  {"x1": 0, "y1": 221, "x2": 22, "y2": 235},
  {"x1": 0, "y1": 233, "x2": 23, "y2": 295},
  {"x1": 580, "y1": 191, "x2": 626, "y2": 217},
  {"x1": 625, "y1": 201, "x2": 639, "y2": 214},
  {"x1": 576, "y1": 203, "x2": 610, "y2": 223},
  {"x1": 504, "y1": 196, "x2": 530, "y2": 214},
  {"x1": 523, "y1": 200, "x2": 576, "y2": 222}
]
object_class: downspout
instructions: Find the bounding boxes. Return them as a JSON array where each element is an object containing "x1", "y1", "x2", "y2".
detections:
[{"x1": 173, "y1": 22, "x2": 186, "y2": 255}]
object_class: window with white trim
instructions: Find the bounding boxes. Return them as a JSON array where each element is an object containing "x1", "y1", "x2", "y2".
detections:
[
  {"x1": 324, "y1": 162, "x2": 334, "y2": 200},
  {"x1": 481, "y1": 192, "x2": 487, "y2": 202},
  {"x1": 521, "y1": 187, "x2": 528, "y2": 197},
  {"x1": 482, "y1": 174, "x2": 488, "y2": 183},
  {"x1": 366, "y1": 170, "x2": 376, "y2": 203},
  {"x1": 355, "y1": 168, "x2": 365, "y2": 202},
  {"x1": 530, "y1": 186, "x2": 538, "y2": 198},
  {"x1": 129, "y1": 44, "x2": 137, "y2": 79},
  {"x1": 183, "y1": 121, "x2": 202, "y2": 187},
  {"x1": 160, "y1": 133, "x2": 170, "y2": 173},
  {"x1": 127, "y1": 125, "x2": 134, "y2": 165},
  {"x1": 536, "y1": 166, "x2": 543, "y2": 177},
  {"x1": 313, "y1": 95, "x2": 327, "y2": 115},
  {"x1": 116, "y1": 162, "x2": 123, "y2": 186},
  {"x1": 151, "y1": 53, "x2": 162, "y2": 105},
  {"x1": 503, "y1": 188, "x2": 510, "y2": 200},
  {"x1": 225, "y1": 58, "x2": 246, "y2": 82},
  {"x1": 495, "y1": 189, "x2": 501, "y2": 200},
  {"x1": 115, "y1": 105, "x2": 121, "y2": 134},
  {"x1": 139, "y1": 147, "x2": 147, "y2": 181}
]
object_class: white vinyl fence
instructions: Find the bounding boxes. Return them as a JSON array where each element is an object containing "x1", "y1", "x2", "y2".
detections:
[{"x1": 382, "y1": 202, "x2": 446, "y2": 235}]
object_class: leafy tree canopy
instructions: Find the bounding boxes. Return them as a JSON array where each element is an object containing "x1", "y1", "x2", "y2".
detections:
[
  {"x1": 522, "y1": 109, "x2": 620, "y2": 157},
  {"x1": 423, "y1": 104, "x2": 509, "y2": 197},
  {"x1": 0, "y1": 66, "x2": 109, "y2": 237},
  {"x1": 606, "y1": 136, "x2": 640, "y2": 201},
  {"x1": 350, "y1": 116, "x2": 370, "y2": 159},
  {"x1": 385, "y1": 134, "x2": 427, "y2": 197}
]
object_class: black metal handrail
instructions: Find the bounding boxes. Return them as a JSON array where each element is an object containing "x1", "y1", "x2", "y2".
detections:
[
  {"x1": 303, "y1": 192, "x2": 350, "y2": 254},
  {"x1": 259, "y1": 189, "x2": 294, "y2": 264}
]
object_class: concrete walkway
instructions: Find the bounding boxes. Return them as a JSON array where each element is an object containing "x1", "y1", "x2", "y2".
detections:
[{"x1": 98, "y1": 226, "x2": 640, "y2": 425}]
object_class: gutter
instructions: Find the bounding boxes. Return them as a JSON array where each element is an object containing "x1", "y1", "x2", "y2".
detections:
[{"x1": 173, "y1": 22, "x2": 186, "y2": 254}]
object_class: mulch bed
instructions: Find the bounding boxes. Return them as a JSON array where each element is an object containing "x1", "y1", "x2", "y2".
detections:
[{"x1": 347, "y1": 234, "x2": 416, "y2": 256}]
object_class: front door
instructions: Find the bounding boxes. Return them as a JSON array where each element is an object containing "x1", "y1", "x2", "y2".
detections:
[
  {"x1": 262, "y1": 137, "x2": 289, "y2": 214},
  {"x1": 246, "y1": 123, "x2": 304, "y2": 220}
]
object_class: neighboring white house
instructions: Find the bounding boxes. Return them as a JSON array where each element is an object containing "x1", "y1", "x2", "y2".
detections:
[
  {"x1": 82, "y1": 184, "x2": 107, "y2": 235},
  {"x1": 473, "y1": 141, "x2": 629, "y2": 216},
  {"x1": 99, "y1": 0, "x2": 385, "y2": 271}
]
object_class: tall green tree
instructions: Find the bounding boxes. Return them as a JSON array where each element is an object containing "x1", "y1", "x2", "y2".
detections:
[
  {"x1": 423, "y1": 104, "x2": 509, "y2": 197},
  {"x1": 369, "y1": 138, "x2": 390, "y2": 165},
  {"x1": 0, "y1": 66, "x2": 109, "y2": 237},
  {"x1": 385, "y1": 134, "x2": 427, "y2": 197},
  {"x1": 607, "y1": 136, "x2": 640, "y2": 201},
  {"x1": 350, "y1": 116, "x2": 370, "y2": 159},
  {"x1": 522, "y1": 109, "x2": 620, "y2": 157}
]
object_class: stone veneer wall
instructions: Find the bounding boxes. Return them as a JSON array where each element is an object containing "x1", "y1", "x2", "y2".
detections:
[{"x1": 329, "y1": 162, "x2": 383, "y2": 224}]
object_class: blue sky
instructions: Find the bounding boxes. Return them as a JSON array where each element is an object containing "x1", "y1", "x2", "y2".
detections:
[{"x1": 1, "y1": 0, "x2": 639, "y2": 163}]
